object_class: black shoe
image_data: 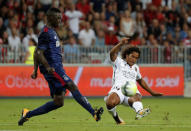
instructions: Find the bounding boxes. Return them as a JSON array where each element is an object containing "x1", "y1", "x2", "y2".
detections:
[
  {"x1": 113, "y1": 113, "x2": 125, "y2": 125},
  {"x1": 94, "y1": 107, "x2": 104, "y2": 122},
  {"x1": 18, "y1": 108, "x2": 30, "y2": 126}
]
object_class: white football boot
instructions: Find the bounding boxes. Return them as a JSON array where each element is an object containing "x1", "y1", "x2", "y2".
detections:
[{"x1": 135, "y1": 108, "x2": 151, "y2": 120}]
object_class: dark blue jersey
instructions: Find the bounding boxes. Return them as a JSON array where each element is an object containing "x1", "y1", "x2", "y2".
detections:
[{"x1": 38, "y1": 26, "x2": 62, "y2": 74}]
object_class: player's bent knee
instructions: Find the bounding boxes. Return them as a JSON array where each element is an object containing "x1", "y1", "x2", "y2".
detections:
[
  {"x1": 106, "y1": 98, "x2": 119, "y2": 110},
  {"x1": 106, "y1": 102, "x2": 115, "y2": 110}
]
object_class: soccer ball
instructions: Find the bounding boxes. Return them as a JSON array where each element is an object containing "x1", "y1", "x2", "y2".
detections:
[{"x1": 121, "y1": 81, "x2": 137, "y2": 96}]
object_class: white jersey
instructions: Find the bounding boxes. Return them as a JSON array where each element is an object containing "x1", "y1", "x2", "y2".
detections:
[{"x1": 111, "y1": 56, "x2": 142, "y2": 88}]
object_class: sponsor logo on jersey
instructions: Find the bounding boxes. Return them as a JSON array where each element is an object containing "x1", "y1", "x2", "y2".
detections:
[
  {"x1": 56, "y1": 41, "x2": 60, "y2": 47},
  {"x1": 63, "y1": 75, "x2": 69, "y2": 81}
]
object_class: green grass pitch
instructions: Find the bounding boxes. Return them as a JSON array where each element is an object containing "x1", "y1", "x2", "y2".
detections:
[{"x1": 0, "y1": 98, "x2": 191, "y2": 131}]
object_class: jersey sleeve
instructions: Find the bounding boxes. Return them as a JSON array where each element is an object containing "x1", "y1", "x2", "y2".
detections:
[
  {"x1": 37, "y1": 32, "x2": 50, "y2": 50},
  {"x1": 111, "y1": 56, "x2": 122, "y2": 66},
  {"x1": 136, "y1": 66, "x2": 142, "y2": 80}
]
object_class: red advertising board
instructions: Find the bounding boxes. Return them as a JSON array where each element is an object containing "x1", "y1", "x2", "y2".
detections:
[
  {"x1": 0, "y1": 66, "x2": 184, "y2": 96},
  {"x1": 0, "y1": 66, "x2": 78, "y2": 96}
]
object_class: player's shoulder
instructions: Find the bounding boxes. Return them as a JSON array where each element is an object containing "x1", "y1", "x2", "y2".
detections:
[
  {"x1": 111, "y1": 56, "x2": 125, "y2": 66},
  {"x1": 43, "y1": 26, "x2": 49, "y2": 32},
  {"x1": 133, "y1": 64, "x2": 139, "y2": 68},
  {"x1": 132, "y1": 64, "x2": 140, "y2": 72},
  {"x1": 40, "y1": 26, "x2": 55, "y2": 34},
  {"x1": 117, "y1": 56, "x2": 125, "y2": 62},
  {"x1": 38, "y1": 26, "x2": 53, "y2": 44},
  {"x1": 39, "y1": 26, "x2": 52, "y2": 38},
  {"x1": 112, "y1": 56, "x2": 123, "y2": 63}
]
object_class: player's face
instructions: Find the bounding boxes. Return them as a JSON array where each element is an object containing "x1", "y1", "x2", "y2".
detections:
[
  {"x1": 51, "y1": 13, "x2": 62, "y2": 28},
  {"x1": 126, "y1": 52, "x2": 139, "y2": 66}
]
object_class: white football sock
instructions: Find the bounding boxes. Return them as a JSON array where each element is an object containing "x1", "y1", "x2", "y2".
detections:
[
  {"x1": 132, "y1": 101, "x2": 143, "y2": 113},
  {"x1": 108, "y1": 107, "x2": 117, "y2": 117}
]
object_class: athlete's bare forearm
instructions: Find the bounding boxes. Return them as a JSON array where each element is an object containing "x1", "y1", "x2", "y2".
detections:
[
  {"x1": 33, "y1": 48, "x2": 39, "y2": 73},
  {"x1": 110, "y1": 38, "x2": 129, "y2": 62},
  {"x1": 35, "y1": 48, "x2": 50, "y2": 69},
  {"x1": 137, "y1": 79, "x2": 154, "y2": 95},
  {"x1": 35, "y1": 48, "x2": 55, "y2": 74},
  {"x1": 137, "y1": 79, "x2": 163, "y2": 96},
  {"x1": 110, "y1": 42, "x2": 123, "y2": 62}
]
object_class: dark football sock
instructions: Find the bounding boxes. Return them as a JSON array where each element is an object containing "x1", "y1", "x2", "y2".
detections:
[
  {"x1": 26, "y1": 101, "x2": 61, "y2": 118},
  {"x1": 71, "y1": 90, "x2": 95, "y2": 116}
]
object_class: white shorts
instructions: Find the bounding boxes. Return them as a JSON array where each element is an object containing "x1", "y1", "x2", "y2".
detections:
[{"x1": 105, "y1": 86, "x2": 141, "y2": 104}]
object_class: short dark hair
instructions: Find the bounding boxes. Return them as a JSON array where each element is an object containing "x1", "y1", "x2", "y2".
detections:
[
  {"x1": 46, "y1": 8, "x2": 61, "y2": 26},
  {"x1": 47, "y1": 8, "x2": 61, "y2": 16},
  {"x1": 121, "y1": 46, "x2": 141, "y2": 59}
]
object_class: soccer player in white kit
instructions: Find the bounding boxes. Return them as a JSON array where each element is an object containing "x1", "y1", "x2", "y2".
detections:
[{"x1": 105, "y1": 38, "x2": 163, "y2": 124}]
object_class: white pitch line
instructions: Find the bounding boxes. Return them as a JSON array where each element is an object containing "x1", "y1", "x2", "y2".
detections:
[
  {"x1": 0, "y1": 130, "x2": 19, "y2": 131},
  {"x1": 0, "y1": 123, "x2": 191, "y2": 128},
  {"x1": 68, "y1": 66, "x2": 83, "y2": 96},
  {"x1": 120, "y1": 124, "x2": 191, "y2": 128},
  {"x1": 73, "y1": 66, "x2": 83, "y2": 85}
]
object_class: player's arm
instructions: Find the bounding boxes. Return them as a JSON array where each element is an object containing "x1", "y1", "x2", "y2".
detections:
[
  {"x1": 35, "y1": 31, "x2": 55, "y2": 74},
  {"x1": 31, "y1": 48, "x2": 39, "y2": 79},
  {"x1": 137, "y1": 78, "x2": 163, "y2": 96},
  {"x1": 110, "y1": 38, "x2": 129, "y2": 62},
  {"x1": 35, "y1": 48, "x2": 55, "y2": 74}
]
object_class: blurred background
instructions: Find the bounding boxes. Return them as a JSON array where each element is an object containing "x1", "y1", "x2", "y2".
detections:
[{"x1": 0, "y1": 0, "x2": 190, "y2": 97}]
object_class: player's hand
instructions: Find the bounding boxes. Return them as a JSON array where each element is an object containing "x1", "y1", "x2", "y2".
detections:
[
  {"x1": 120, "y1": 38, "x2": 130, "y2": 45},
  {"x1": 31, "y1": 71, "x2": 38, "y2": 79},
  {"x1": 151, "y1": 91, "x2": 163, "y2": 96},
  {"x1": 46, "y1": 67, "x2": 55, "y2": 74}
]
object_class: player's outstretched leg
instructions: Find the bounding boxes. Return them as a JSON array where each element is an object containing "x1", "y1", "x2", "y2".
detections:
[
  {"x1": 105, "y1": 93, "x2": 125, "y2": 125},
  {"x1": 66, "y1": 82, "x2": 104, "y2": 121},
  {"x1": 109, "y1": 107, "x2": 125, "y2": 125},
  {"x1": 113, "y1": 112, "x2": 125, "y2": 125},
  {"x1": 18, "y1": 101, "x2": 62, "y2": 126},
  {"x1": 107, "y1": 106, "x2": 125, "y2": 125},
  {"x1": 126, "y1": 94, "x2": 151, "y2": 120},
  {"x1": 71, "y1": 89, "x2": 104, "y2": 121}
]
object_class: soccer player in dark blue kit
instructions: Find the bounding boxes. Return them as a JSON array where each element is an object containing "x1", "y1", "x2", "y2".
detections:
[{"x1": 18, "y1": 8, "x2": 103, "y2": 126}]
